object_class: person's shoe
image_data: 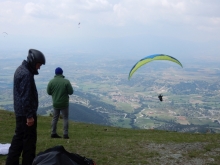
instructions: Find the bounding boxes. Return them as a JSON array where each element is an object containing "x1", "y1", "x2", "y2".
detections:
[
  {"x1": 63, "y1": 134, "x2": 69, "y2": 139},
  {"x1": 51, "y1": 133, "x2": 62, "y2": 138}
]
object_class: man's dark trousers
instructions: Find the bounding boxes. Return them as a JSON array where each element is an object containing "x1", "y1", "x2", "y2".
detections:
[{"x1": 6, "y1": 114, "x2": 37, "y2": 165}]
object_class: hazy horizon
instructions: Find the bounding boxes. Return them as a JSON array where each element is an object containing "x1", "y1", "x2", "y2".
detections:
[{"x1": 1, "y1": 0, "x2": 220, "y2": 63}]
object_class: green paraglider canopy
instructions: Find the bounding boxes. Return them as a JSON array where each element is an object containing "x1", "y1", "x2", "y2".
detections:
[{"x1": 128, "y1": 54, "x2": 183, "y2": 80}]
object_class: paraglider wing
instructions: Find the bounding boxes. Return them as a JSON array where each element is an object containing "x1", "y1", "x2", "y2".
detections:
[
  {"x1": 2, "y1": 32, "x2": 8, "y2": 37},
  {"x1": 128, "y1": 54, "x2": 183, "y2": 80}
]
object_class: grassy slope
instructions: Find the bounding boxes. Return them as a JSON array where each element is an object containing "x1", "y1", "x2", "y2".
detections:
[{"x1": 0, "y1": 109, "x2": 220, "y2": 165}]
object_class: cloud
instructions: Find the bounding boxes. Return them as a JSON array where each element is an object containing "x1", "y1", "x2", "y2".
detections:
[
  {"x1": 0, "y1": 1, "x2": 23, "y2": 23},
  {"x1": 2, "y1": 0, "x2": 220, "y2": 30},
  {"x1": 110, "y1": 0, "x2": 220, "y2": 27},
  {"x1": 78, "y1": 0, "x2": 113, "y2": 12},
  {"x1": 24, "y1": 2, "x2": 73, "y2": 20},
  {"x1": 0, "y1": 0, "x2": 220, "y2": 59},
  {"x1": 24, "y1": 3, "x2": 44, "y2": 16}
]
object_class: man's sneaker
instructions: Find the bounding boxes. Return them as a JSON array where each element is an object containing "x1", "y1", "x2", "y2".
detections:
[
  {"x1": 63, "y1": 134, "x2": 69, "y2": 139},
  {"x1": 51, "y1": 133, "x2": 62, "y2": 138}
]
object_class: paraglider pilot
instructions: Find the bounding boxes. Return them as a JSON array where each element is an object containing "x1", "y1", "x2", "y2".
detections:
[{"x1": 158, "y1": 94, "x2": 163, "y2": 102}]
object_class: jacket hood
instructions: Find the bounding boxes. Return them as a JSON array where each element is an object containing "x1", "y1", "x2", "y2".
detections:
[{"x1": 23, "y1": 60, "x2": 39, "y2": 75}]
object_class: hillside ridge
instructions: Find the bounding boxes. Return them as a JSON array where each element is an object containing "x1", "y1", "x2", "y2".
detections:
[{"x1": 0, "y1": 109, "x2": 220, "y2": 164}]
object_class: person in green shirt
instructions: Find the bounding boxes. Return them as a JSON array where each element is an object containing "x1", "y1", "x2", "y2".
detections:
[{"x1": 47, "y1": 67, "x2": 74, "y2": 139}]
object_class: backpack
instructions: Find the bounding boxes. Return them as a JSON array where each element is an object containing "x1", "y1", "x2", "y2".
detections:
[{"x1": 32, "y1": 145, "x2": 96, "y2": 165}]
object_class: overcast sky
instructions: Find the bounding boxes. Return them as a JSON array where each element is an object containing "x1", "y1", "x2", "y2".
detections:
[{"x1": 0, "y1": 0, "x2": 220, "y2": 62}]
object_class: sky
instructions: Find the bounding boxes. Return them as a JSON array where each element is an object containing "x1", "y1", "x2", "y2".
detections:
[{"x1": 0, "y1": 0, "x2": 220, "y2": 62}]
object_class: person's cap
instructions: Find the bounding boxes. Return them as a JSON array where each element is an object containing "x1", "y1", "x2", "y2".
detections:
[{"x1": 55, "y1": 67, "x2": 63, "y2": 75}]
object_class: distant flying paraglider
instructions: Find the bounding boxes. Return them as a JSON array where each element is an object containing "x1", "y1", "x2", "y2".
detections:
[
  {"x1": 158, "y1": 94, "x2": 163, "y2": 102},
  {"x1": 128, "y1": 54, "x2": 183, "y2": 80},
  {"x1": 78, "y1": 22, "x2": 80, "y2": 28},
  {"x1": 2, "y1": 32, "x2": 8, "y2": 37}
]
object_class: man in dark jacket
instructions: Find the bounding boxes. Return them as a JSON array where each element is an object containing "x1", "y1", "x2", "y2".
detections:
[
  {"x1": 47, "y1": 67, "x2": 73, "y2": 139},
  {"x1": 6, "y1": 49, "x2": 46, "y2": 165}
]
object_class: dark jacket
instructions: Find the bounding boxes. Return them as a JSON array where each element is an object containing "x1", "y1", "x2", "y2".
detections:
[
  {"x1": 13, "y1": 60, "x2": 38, "y2": 118},
  {"x1": 47, "y1": 75, "x2": 73, "y2": 109}
]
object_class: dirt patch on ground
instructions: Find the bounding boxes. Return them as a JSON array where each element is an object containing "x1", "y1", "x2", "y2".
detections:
[{"x1": 144, "y1": 142, "x2": 220, "y2": 164}]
